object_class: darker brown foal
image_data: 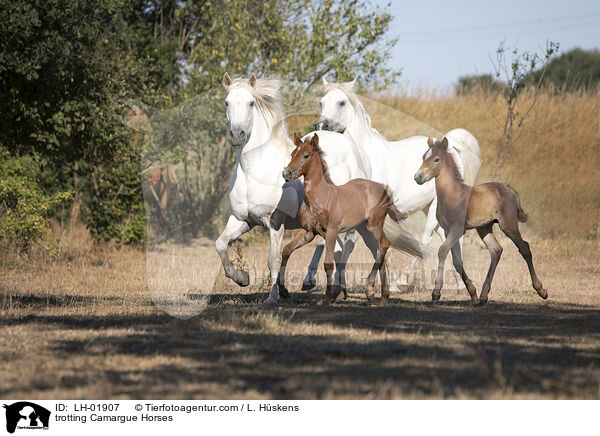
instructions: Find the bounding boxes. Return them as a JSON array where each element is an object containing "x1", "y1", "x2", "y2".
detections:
[
  {"x1": 414, "y1": 136, "x2": 547, "y2": 306},
  {"x1": 278, "y1": 133, "x2": 406, "y2": 304}
]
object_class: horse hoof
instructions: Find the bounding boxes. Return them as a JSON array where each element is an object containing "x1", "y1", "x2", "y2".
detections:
[
  {"x1": 301, "y1": 277, "x2": 316, "y2": 291},
  {"x1": 278, "y1": 286, "x2": 289, "y2": 299},
  {"x1": 431, "y1": 292, "x2": 441, "y2": 302},
  {"x1": 471, "y1": 298, "x2": 481, "y2": 307},
  {"x1": 537, "y1": 288, "x2": 548, "y2": 299},
  {"x1": 477, "y1": 298, "x2": 488, "y2": 307},
  {"x1": 366, "y1": 295, "x2": 375, "y2": 305},
  {"x1": 232, "y1": 270, "x2": 250, "y2": 287},
  {"x1": 379, "y1": 298, "x2": 388, "y2": 307},
  {"x1": 342, "y1": 287, "x2": 348, "y2": 300}
]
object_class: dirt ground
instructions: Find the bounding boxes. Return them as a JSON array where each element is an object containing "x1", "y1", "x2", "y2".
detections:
[{"x1": 1, "y1": 230, "x2": 599, "y2": 399}]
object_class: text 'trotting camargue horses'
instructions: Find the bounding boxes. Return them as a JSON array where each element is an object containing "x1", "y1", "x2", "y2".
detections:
[
  {"x1": 280, "y1": 133, "x2": 409, "y2": 305},
  {"x1": 313, "y1": 78, "x2": 483, "y2": 291},
  {"x1": 216, "y1": 73, "x2": 370, "y2": 305},
  {"x1": 414, "y1": 137, "x2": 548, "y2": 306}
]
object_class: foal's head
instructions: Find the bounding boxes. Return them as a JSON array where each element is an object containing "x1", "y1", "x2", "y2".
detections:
[
  {"x1": 282, "y1": 133, "x2": 321, "y2": 182},
  {"x1": 414, "y1": 136, "x2": 450, "y2": 185}
]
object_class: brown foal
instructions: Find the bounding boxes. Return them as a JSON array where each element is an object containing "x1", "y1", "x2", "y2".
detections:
[
  {"x1": 414, "y1": 137, "x2": 548, "y2": 306},
  {"x1": 279, "y1": 133, "x2": 406, "y2": 304}
]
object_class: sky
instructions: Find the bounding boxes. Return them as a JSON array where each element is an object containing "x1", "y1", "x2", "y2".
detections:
[{"x1": 372, "y1": 0, "x2": 600, "y2": 92}]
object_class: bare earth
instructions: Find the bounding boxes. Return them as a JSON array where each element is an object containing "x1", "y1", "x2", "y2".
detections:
[{"x1": 1, "y1": 230, "x2": 599, "y2": 399}]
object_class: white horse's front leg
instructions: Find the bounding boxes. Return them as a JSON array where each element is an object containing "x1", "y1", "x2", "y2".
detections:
[
  {"x1": 216, "y1": 215, "x2": 252, "y2": 286},
  {"x1": 264, "y1": 225, "x2": 286, "y2": 305}
]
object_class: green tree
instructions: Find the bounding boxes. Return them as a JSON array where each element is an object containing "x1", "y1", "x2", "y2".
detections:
[{"x1": 529, "y1": 48, "x2": 600, "y2": 92}]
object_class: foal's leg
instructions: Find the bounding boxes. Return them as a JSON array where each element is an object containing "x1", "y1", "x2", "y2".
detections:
[
  {"x1": 375, "y1": 230, "x2": 391, "y2": 306},
  {"x1": 432, "y1": 229, "x2": 462, "y2": 302},
  {"x1": 498, "y1": 221, "x2": 548, "y2": 299},
  {"x1": 357, "y1": 223, "x2": 380, "y2": 303},
  {"x1": 278, "y1": 229, "x2": 315, "y2": 298},
  {"x1": 323, "y1": 228, "x2": 340, "y2": 304},
  {"x1": 449, "y1": 241, "x2": 479, "y2": 306},
  {"x1": 334, "y1": 230, "x2": 359, "y2": 299},
  {"x1": 302, "y1": 237, "x2": 324, "y2": 290},
  {"x1": 476, "y1": 224, "x2": 502, "y2": 305}
]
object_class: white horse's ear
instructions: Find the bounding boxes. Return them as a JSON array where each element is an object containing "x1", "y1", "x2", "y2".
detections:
[
  {"x1": 441, "y1": 137, "x2": 449, "y2": 149},
  {"x1": 293, "y1": 132, "x2": 302, "y2": 147},
  {"x1": 349, "y1": 78, "x2": 357, "y2": 90},
  {"x1": 249, "y1": 72, "x2": 257, "y2": 87},
  {"x1": 427, "y1": 136, "x2": 434, "y2": 148},
  {"x1": 223, "y1": 72, "x2": 232, "y2": 87},
  {"x1": 322, "y1": 76, "x2": 329, "y2": 86}
]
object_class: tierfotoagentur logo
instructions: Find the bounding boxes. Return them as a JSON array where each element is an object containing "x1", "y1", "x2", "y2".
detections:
[{"x1": 3, "y1": 402, "x2": 50, "y2": 433}]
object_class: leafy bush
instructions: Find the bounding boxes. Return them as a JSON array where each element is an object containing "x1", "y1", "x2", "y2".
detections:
[{"x1": 0, "y1": 148, "x2": 70, "y2": 252}]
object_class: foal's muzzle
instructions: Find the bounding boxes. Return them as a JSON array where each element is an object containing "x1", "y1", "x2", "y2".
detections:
[
  {"x1": 282, "y1": 168, "x2": 296, "y2": 182},
  {"x1": 414, "y1": 172, "x2": 427, "y2": 185}
]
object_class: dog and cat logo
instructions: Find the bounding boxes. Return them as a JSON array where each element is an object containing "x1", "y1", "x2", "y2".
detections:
[{"x1": 3, "y1": 402, "x2": 50, "y2": 433}]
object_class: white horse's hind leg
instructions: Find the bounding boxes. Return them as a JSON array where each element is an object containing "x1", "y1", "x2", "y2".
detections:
[
  {"x1": 302, "y1": 236, "x2": 324, "y2": 290},
  {"x1": 264, "y1": 225, "x2": 286, "y2": 305},
  {"x1": 216, "y1": 215, "x2": 252, "y2": 286},
  {"x1": 397, "y1": 200, "x2": 439, "y2": 289}
]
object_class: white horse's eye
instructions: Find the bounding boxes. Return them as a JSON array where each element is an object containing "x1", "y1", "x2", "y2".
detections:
[
  {"x1": 338, "y1": 101, "x2": 346, "y2": 107},
  {"x1": 249, "y1": 101, "x2": 255, "y2": 107},
  {"x1": 225, "y1": 101, "x2": 229, "y2": 107}
]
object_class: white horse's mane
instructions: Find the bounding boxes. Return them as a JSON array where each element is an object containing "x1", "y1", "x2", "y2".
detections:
[
  {"x1": 226, "y1": 76, "x2": 293, "y2": 156},
  {"x1": 325, "y1": 80, "x2": 465, "y2": 178},
  {"x1": 323, "y1": 81, "x2": 385, "y2": 140}
]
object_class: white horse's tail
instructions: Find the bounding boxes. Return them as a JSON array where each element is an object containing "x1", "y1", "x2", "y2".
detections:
[
  {"x1": 445, "y1": 128, "x2": 482, "y2": 185},
  {"x1": 383, "y1": 217, "x2": 424, "y2": 259}
]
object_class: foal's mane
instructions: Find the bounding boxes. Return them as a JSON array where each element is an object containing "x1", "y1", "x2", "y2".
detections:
[
  {"x1": 324, "y1": 81, "x2": 385, "y2": 140},
  {"x1": 437, "y1": 142, "x2": 464, "y2": 182},
  {"x1": 309, "y1": 136, "x2": 334, "y2": 184},
  {"x1": 226, "y1": 76, "x2": 293, "y2": 156}
]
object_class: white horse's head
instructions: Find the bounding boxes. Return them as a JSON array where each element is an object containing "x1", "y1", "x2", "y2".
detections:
[
  {"x1": 223, "y1": 72, "x2": 259, "y2": 147},
  {"x1": 315, "y1": 77, "x2": 357, "y2": 132},
  {"x1": 222, "y1": 72, "x2": 289, "y2": 152}
]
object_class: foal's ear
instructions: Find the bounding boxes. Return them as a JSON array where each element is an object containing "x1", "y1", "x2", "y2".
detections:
[
  {"x1": 293, "y1": 132, "x2": 302, "y2": 147},
  {"x1": 311, "y1": 133, "x2": 319, "y2": 148},
  {"x1": 441, "y1": 137, "x2": 449, "y2": 150},
  {"x1": 427, "y1": 136, "x2": 434, "y2": 148},
  {"x1": 223, "y1": 72, "x2": 232, "y2": 87},
  {"x1": 322, "y1": 76, "x2": 329, "y2": 86},
  {"x1": 249, "y1": 72, "x2": 258, "y2": 87}
]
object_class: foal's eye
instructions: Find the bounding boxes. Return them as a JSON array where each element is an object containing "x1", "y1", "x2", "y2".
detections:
[
  {"x1": 433, "y1": 157, "x2": 440, "y2": 163},
  {"x1": 303, "y1": 154, "x2": 309, "y2": 159}
]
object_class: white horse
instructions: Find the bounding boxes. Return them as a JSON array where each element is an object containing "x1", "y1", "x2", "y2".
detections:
[
  {"x1": 313, "y1": 78, "x2": 482, "y2": 290},
  {"x1": 216, "y1": 73, "x2": 370, "y2": 304}
]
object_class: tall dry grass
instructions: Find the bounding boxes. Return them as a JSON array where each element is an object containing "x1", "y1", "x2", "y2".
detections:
[{"x1": 376, "y1": 88, "x2": 600, "y2": 239}]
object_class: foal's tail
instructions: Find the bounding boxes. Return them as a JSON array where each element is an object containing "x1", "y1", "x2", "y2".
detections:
[{"x1": 507, "y1": 184, "x2": 529, "y2": 223}]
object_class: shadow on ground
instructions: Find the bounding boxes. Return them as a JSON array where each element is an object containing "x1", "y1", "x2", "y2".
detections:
[{"x1": 2, "y1": 290, "x2": 600, "y2": 399}]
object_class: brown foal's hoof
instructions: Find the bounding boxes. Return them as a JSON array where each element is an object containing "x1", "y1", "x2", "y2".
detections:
[
  {"x1": 431, "y1": 292, "x2": 441, "y2": 302},
  {"x1": 537, "y1": 288, "x2": 548, "y2": 300},
  {"x1": 278, "y1": 285, "x2": 289, "y2": 299},
  {"x1": 379, "y1": 298, "x2": 388, "y2": 307},
  {"x1": 475, "y1": 298, "x2": 488, "y2": 307}
]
